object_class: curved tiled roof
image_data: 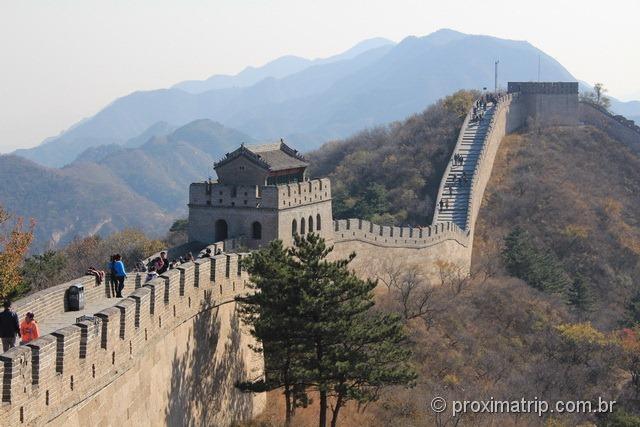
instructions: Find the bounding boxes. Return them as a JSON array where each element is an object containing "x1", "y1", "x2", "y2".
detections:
[{"x1": 214, "y1": 140, "x2": 308, "y2": 172}]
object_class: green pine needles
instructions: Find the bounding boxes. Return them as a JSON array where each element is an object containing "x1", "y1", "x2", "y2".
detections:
[{"x1": 235, "y1": 234, "x2": 416, "y2": 427}]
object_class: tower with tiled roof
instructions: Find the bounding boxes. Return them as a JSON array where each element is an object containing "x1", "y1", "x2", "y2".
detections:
[{"x1": 188, "y1": 140, "x2": 333, "y2": 248}]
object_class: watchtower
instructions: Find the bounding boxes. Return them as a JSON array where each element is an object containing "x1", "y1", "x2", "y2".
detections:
[
  {"x1": 187, "y1": 141, "x2": 333, "y2": 248},
  {"x1": 508, "y1": 81, "x2": 579, "y2": 126}
]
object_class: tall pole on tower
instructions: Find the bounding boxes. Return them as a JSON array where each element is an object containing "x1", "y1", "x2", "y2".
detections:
[{"x1": 494, "y1": 60, "x2": 499, "y2": 92}]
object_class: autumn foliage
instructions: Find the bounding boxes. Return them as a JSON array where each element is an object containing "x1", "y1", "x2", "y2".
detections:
[{"x1": 0, "y1": 206, "x2": 34, "y2": 300}]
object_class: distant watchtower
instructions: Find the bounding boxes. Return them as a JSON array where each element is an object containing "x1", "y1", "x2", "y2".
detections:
[
  {"x1": 508, "y1": 81, "x2": 579, "y2": 127},
  {"x1": 188, "y1": 141, "x2": 333, "y2": 248}
]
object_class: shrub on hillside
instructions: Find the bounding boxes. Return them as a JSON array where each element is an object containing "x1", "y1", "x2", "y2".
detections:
[{"x1": 502, "y1": 227, "x2": 571, "y2": 294}]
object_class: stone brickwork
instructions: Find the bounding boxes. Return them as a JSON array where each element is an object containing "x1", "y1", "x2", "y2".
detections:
[
  {"x1": 0, "y1": 245, "x2": 265, "y2": 426},
  {"x1": 579, "y1": 101, "x2": 640, "y2": 150},
  {"x1": 188, "y1": 178, "x2": 333, "y2": 248},
  {"x1": 508, "y1": 81, "x2": 579, "y2": 127}
]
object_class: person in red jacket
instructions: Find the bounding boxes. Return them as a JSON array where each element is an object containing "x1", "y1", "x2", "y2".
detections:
[{"x1": 20, "y1": 312, "x2": 40, "y2": 344}]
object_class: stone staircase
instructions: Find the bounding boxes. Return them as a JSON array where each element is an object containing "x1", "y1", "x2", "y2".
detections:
[{"x1": 434, "y1": 104, "x2": 496, "y2": 229}]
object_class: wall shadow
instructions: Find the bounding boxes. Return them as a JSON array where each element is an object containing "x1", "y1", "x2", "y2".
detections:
[{"x1": 165, "y1": 294, "x2": 254, "y2": 426}]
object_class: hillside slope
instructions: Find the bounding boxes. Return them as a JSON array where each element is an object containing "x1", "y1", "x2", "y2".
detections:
[
  {"x1": 308, "y1": 91, "x2": 474, "y2": 226},
  {"x1": 264, "y1": 122, "x2": 640, "y2": 427},
  {"x1": 0, "y1": 155, "x2": 171, "y2": 251},
  {"x1": 474, "y1": 125, "x2": 640, "y2": 329}
]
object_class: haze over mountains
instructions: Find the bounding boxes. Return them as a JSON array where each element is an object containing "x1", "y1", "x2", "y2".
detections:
[
  {"x1": 1, "y1": 120, "x2": 251, "y2": 250},
  {"x1": 5, "y1": 28, "x2": 640, "y2": 249},
  {"x1": 15, "y1": 29, "x2": 640, "y2": 168}
]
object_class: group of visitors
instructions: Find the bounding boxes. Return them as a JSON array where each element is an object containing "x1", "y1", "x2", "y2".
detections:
[
  {"x1": 452, "y1": 171, "x2": 469, "y2": 187},
  {"x1": 453, "y1": 153, "x2": 464, "y2": 166},
  {"x1": 1, "y1": 301, "x2": 40, "y2": 352},
  {"x1": 438, "y1": 198, "x2": 450, "y2": 212}
]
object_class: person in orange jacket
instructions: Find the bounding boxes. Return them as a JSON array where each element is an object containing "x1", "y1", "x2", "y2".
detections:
[{"x1": 20, "y1": 312, "x2": 40, "y2": 344}]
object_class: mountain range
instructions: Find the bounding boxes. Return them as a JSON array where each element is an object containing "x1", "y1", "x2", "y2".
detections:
[
  {"x1": 15, "y1": 28, "x2": 640, "y2": 168},
  {"x1": 1, "y1": 120, "x2": 251, "y2": 250},
  {"x1": 5, "y1": 28, "x2": 640, "y2": 249}
]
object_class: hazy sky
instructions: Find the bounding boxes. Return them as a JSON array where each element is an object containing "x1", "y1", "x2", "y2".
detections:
[{"x1": 1, "y1": 0, "x2": 639, "y2": 153}]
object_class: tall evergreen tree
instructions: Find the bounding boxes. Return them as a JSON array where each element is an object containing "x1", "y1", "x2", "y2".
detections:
[
  {"x1": 235, "y1": 240, "x2": 308, "y2": 425},
  {"x1": 502, "y1": 227, "x2": 570, "y2": 294},
  {"x1": 567, "y1": 275, "x2": 594, "y2": 314},
  {"x1": 290, "y1": 234, "x2": 416, "y2": 427},
  {"x1": 237, "y1": 234, "x2": 415, "y2": 427},
  {"x1": 622, "y1": 290, "x2": 640, "y2": 328}
]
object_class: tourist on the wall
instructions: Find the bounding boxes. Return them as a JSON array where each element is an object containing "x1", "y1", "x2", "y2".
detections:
[
  {"x1": 19, "y1": 312, "x2": 39, "y2": 345},
  {"x1": 200, "y1": 248, "x2": 212, "y2": 258},
  {"x1": 113, "y1": 254, "x2": 127, "y2": 298},
  {"x1": 108, "y1": 255, "x2": 118, "y2": 297},
  {"x1": 0, "y1": 301, "x2": 20, "y2": 352},
  {"x1": 157, "y1": 251, "x2": 169, "y2": 274},
  {"x1": 145, "y1": 266, "x2": 159, "y2": 283}
]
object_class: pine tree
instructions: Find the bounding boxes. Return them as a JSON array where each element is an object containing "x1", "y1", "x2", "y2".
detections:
[
  {"x1": 235, "y1": 240, "x2": 308, "y2": 425},
  {"x1": 502, "y1": 227, "x2": 570, "y2": 294},
  {"x1": 567, "y1": 276, "x2": 594, "y2": 314},
  {"x1": 290, "y1": 234, "x2": 416, "y2": 427},
  {"x1": 237, "y1": 234, "x2": 416, "y2": 427},
  {"x1": 622, "y1": 290, "x2": 640, "y2": 328}
]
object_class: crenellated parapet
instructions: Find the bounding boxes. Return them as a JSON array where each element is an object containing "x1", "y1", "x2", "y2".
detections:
[
  {"x1": 333, "y1": 218, "x2": 469, "y2": 248},
  {"x1": 189, "y1": 178, "x2": 331, "y2": 211},
  {"x1": 0, "y1": 244, "x2": 257, "y2": 425}
]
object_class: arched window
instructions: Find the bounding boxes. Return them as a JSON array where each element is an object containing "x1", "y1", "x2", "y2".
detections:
[
  {"x1": 292, "y1": 219, "x2": 297, "y2": 236},
  {"x1": 215, "y1": 219, "x2": 228, "y2": 241},
  {"x1": 301, "y1": 218, "x2": 306, "y2": 235},
  {"x1": 308, "y1": 216, "x2": 313, "y2": 233},
  {"x1": 316, "y1": 214, "x2": 322, "y2": 231},
  {"x1": 251, "y1": 222, "x2": 262, "y2": 239}
]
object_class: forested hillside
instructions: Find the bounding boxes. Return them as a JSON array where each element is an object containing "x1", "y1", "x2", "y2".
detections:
[
  {"x1": 308, "y1": 90, "x2": 475, "y2": 225},
  {"x1": 475, "y1": 126, "x2": 640, "y2": 329},
  {"x1": 277, "y1": 121, "x2": 640, "y2": 426}
]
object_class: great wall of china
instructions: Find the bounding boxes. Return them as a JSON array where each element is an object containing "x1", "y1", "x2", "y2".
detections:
[{"x1": 2, "y1": 82, "x2": 640, "y2": 426}]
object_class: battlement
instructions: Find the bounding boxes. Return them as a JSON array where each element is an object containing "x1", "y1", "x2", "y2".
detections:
[
  {"x1": 333, "y1": 218, "x2": 468, "y2": 248},
  {"x1": 189, "y1": 178, "x2": 331, "y2": 210},
  {"x1": 0, "y1": 244, "x2": 254, "y2": 425},
  {"x1": 508, "y1": 81, "x2": 579, "y2": 95}
]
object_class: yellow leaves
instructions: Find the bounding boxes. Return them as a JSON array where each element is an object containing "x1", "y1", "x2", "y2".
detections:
[
  {"x1": 0, "y1": 206, "x2": 35, "y2": 300},
  {"x1": 442, "y1": 373, "x2": 460, "y2": 386},
  {"x1": 561, "y1": 224, "x2": 589, "y2": 240},
  {"x1": 442, "y1": 90, "x2": 476, "y2": 118},
  {"x1": 603, "y1": 197, "x2": 622, "y2": 217},
  {"x1": 555, "y1": 322, "x2": 608, "y2": 346}
]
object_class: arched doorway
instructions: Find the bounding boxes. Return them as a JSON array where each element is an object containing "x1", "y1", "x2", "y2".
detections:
[
  {"x1": 300, "y1": 218, "x2": 306, "y2": 235},
  {"x1": 292, "y1": 219, "x2": 297, "y2": 236},
  {"x1": 308, "y1": 216, "x2": 313, "y2": 233},
  {"x1": 316, "y1": 214, "x2": 321, "y2": 231},
  {"x1": 215, "y1": 219, "x2": 228, "y2": 241},
  {"x1": 252, "y1": 221, "x2": 262, "y2": 239}
]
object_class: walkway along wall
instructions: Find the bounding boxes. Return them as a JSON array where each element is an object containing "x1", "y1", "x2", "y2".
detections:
[
  {"x1": 331, "y1": 95, "x2": 526, "y2": 278},
  {"x1": 0, "y1": 247, "x2": 265, "y2": 426}
]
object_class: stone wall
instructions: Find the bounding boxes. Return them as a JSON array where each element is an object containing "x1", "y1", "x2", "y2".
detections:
[
  {"x1": 464, "y1": 94, "x2": 526, "y2": 242},
  {"x1": 331, "y1": 219, "x2": 471, "y2": 279},
  {"x1": 579, "y1": 101, "x2": 640, "y2": 151},
  {"x1": 508, "y1": 82, "x2": 578, "y2": 127},
  {"x1": 0, "y1": 248, "x2": 265, "y2": 426},
  {"x1": 188, "y1": 178, "x2": 333, "y2": 248}
]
